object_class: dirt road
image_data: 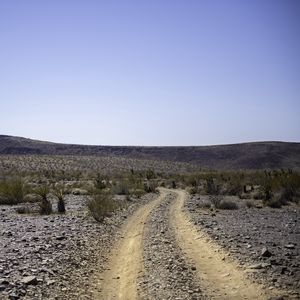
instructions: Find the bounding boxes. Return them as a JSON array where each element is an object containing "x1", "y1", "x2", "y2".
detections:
[
  {"x1": 170, "y1": 190, "x2": 274, "y2": 299},
  {"x1": 96, "y1": 189, "x2": 168, "y2": 300},
  {"x1": 95, "y1": 189, "x2": 283, "y2": 299}
]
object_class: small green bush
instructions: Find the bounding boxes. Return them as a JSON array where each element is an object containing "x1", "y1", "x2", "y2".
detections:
[
  {"x1": 88, "y1": 192, "x2": 117, "y2": 222},
  {"x1": 0, "y1": 178, "x2": 27, "y2": 205}
]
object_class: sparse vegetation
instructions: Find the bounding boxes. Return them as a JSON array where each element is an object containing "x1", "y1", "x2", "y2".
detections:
[
  {"x1": 0, "y1": 177, "x2": 27, "y2": 205},
  {"x1": 88, "y1": 191, "x2": 118, "y2": 222},
  {"x1": 218, "y1": 199, "x2": 238, "y2": 210},
  {"x1": 209, "y1": 195, "x2": 223, "y2": 208},
  {"x1": 35, "y1": 185, "x2": 52, "y2": 215},
  {"x1": 52, "y1": 184, "x2": 66, "y2": 213},
  {"x1": 245, "y1": 200, "x2": 255, "y2": 208}
]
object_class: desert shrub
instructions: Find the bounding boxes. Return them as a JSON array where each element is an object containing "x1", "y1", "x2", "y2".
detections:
[
  {"x1": 266, "y1": 197, "x2": 283, "y2": 208},
  {"x1": 88, "y1": 192, "x2": 117, "y2": 222},
  {"x1": 186, "y1": 186, "x2": 198, "y2": 195},
  {"x1": 239, "y1": 193, "x2": 251, "y2": 200},
  {"x1": 52, "y1": 185, "x2": 66, "y2": 213},
  {"x1": 112, "y1": 180, "x2": 130, "y2": 195},
  {"x1": 209, "y1": 195, "x2": 223, "y2": 208},
  {"x1": 24, "y1": 193, "x2": 40, "y2": 203},
  {"x1": 144, "y1": 180, "x2": 158, "y2": 193},
  {"x1": 253, "y1": 190, "x2": 265, "y2": 200},
  {"x1": 206, "y1": 177, "x2": 220, "y2": 195},
  {"x1": 0, "y1": 177, "x2": 27, "y2": 205},
  {"x1": 131, "y1": 188, "x2": 146, "y2": 198},
  {"x1": 15, "y1": 206, "x2": 31, "y2": 214},
  {"x1": 172, "y1": 180, "x2": 176, "y2": 189},
  {"x1": 94, "y1": 174, "x2": 107, "y2": 190},
  {"x1": 35, "y1": 185, "x2": 52, "y2": 215},
  {"x1": 245, "y1": 200, "x2": 255, "y2": 208},
  {"x1": 196, "y1": 199, "x2": 211, "y2": 209},
  {"x1": 218, "y1": 200, "x2": 238, "y2": 210},
  {"x1": 280, "y1": 186, "x2": 294, "y2": 202},
  {"x1": 264, "y1": 190, "x2": 288, "y2": 208},
  {"x1": 145, "y1": 169, "x2": 156, "y2": 180}
]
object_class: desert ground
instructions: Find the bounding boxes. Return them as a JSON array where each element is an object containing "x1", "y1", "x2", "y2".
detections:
[{"x1": 0, "y1": 152, "x2": 299, "y2": 300}]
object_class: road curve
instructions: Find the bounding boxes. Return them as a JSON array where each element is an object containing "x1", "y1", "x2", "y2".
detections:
[{"x1": 169, "y1": 189, "x2": 278, "y2": 300}]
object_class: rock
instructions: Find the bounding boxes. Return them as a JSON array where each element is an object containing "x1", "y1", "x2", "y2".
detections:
[
  {"x1": 8, "y1": 292, "x2": 20, "y2": 299},
  {"x1": 248, "y1": 263, "x2": 263, "y2": 269},
  {"x1": 261, "y1": 247, "x2": 272, "y2": 257},
  {"x1": 21, "y1": 275, "x2": 38, "y2": 285},
  {"x1": 0, "y1": 278, "x2": 9, "y2": 285},
  {"x1": 46, "y1": 279, "x2": 56, "y2": 286},
  {"x1": 284, "y1": 244, "x2": 295, "y2": 249},
  {"x1": 56, "y1": 235, "x2": 67, "y2": 241}
]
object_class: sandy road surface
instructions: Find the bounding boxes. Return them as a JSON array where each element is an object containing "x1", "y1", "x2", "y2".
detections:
[
  {"x1": 95, "y1": 189, "x2": 283, "y2": 300},
  {"x1": 170, "y1": 189, "x2": 279, "y2": 300},
  {"x1": 96, "y1": 190, "x2": 168, "y2": 300}
]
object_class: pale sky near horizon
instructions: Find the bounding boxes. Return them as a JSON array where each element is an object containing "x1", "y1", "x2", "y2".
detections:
[{"x1": 0, "y1": 0, "x2": 299, "y2": 146}]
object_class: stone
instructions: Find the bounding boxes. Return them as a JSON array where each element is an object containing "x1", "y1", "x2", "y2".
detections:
[
  {"x1": 261, "y1": 247, "x2": 272, "y2": 257},
  {"x1": 21, "y1": 276, "x2": 38, "y2": 285},
  {"x1": 248, "y1": 263, "x2": 263, "y2": 269},
  {"x1": 56, "y1": 235, "x2": 67, "y2": 241},
  {"x1": 284, "y1": 244, "x2": 295, "y2": 249},
  {"x1": 46, "y1": 280, "x2": 56, "y2": 286}
]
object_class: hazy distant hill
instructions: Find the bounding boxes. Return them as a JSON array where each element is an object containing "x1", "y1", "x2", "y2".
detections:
[{"x1": 0, "y1": 135, "x2": 299, "y2": 170}]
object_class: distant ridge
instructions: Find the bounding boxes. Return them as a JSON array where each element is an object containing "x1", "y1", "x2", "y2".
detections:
[{"x1": 0, "y1": 135, "x2": 299, "y2": 170}]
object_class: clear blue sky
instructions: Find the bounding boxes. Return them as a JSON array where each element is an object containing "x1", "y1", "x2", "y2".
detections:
[{"x1": 0, "y1": 0, "x2": 299, "y2": 146}]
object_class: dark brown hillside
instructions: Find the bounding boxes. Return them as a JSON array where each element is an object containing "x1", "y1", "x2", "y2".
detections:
[{"x1": 0, "y1": 135, "x2": 299, "y2": 170}]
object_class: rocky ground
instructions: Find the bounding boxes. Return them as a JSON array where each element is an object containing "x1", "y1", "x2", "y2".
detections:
[
  {"x1": 139, "y1": 192, "x2": 206, "y2": 300},
  {"x1": 0, "y1": 193, "x2": 156, "y2": 300},
  {"x1": 186, "y1": 195, "x2": 300, "y2": 299}
]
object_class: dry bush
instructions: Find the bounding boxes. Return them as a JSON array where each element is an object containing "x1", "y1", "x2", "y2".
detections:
[
  {"x1": 0, "y1": 177, "x2": 27, "y2": 205},
  {"x1": 245, "y1": 200, "x2": 255, "y2": 208},
  {"x1": 209, "y1": 195, "x2": 223, "y2": 208},
  {"x1": 15, "y1": 205, "x2": 31, "y2": 214},
  {"x1": 144, "y1": 180, "x2": 158, "y2": 193},
  {"x1": 218, "y1": 200, "x2": 238, "y2": 210},
  {"x1": 196, "y1": 199, "x2": 211, "y2": 209},
  {"x1": 88, "y1": 192, "x2": 117, "y2": 222}
]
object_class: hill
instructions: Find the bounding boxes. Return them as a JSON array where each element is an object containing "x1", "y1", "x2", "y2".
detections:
[{"x1": 0, "y1": 135, "x2": 299, "y2": 170}]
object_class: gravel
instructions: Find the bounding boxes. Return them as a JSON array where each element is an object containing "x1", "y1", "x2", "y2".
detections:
[
  {"x1": 186, "y1": 195, "x2": 300, "y2": 298},
  {"x1": 0, "y1": 193, "x2": 156, "y2": 300},
  {"x1": 139, "y1": 192, "x2": 206, "y2": 300}
]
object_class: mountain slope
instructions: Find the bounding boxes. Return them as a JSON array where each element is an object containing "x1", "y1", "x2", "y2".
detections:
[{"x1": 0, "y1": 135, "x2": 299, "y2": 170}]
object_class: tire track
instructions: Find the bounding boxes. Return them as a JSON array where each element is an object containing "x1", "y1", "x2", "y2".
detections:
[
  {"x1": 170, "y1": 189, "x2": 280, "y2": 300},
  {"x1": 95, "y1": 190, "x2": 167, "y2": 300},
  {"x1": 139, "y1": 191, "x2": 205, "y2": 299}
]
